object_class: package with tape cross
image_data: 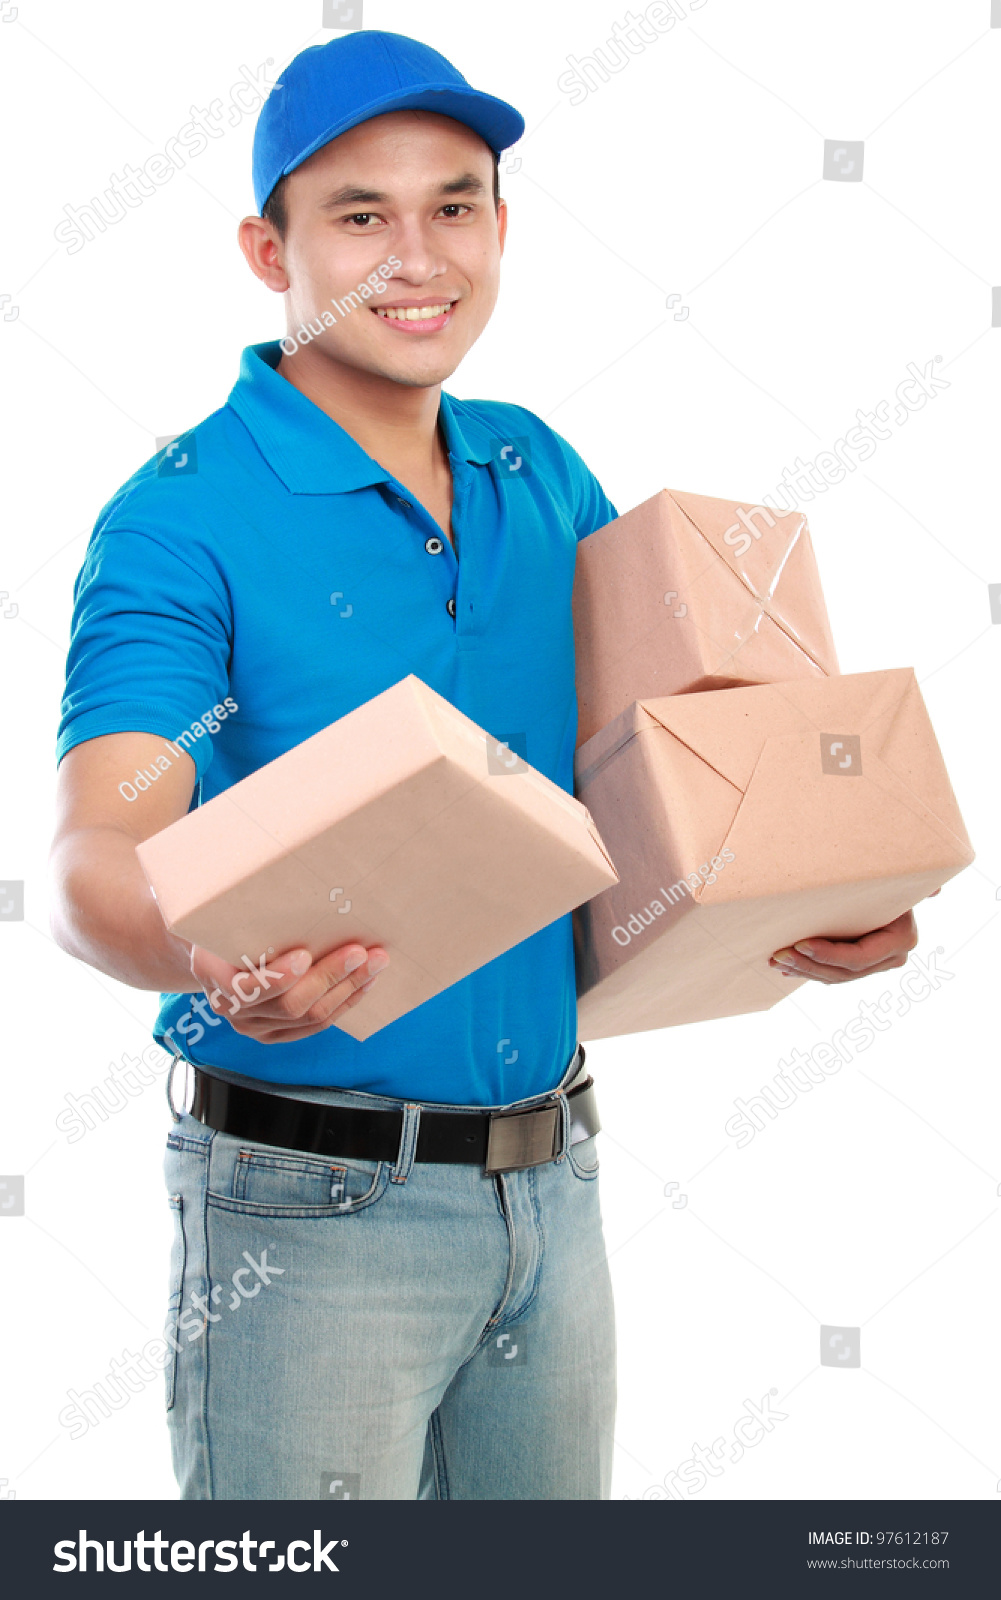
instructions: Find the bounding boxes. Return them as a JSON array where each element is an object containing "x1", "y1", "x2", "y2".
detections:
[{"x1": 573, "y1": 486, "x2": 840, "y2": 746}]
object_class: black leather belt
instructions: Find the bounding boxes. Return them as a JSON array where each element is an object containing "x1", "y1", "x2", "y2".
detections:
[{"x1": 188, "y1": 1049, "x2": 599, "y2": 1176}]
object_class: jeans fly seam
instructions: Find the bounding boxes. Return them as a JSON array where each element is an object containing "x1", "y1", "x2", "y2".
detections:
[
  {"x1": 483, "y1": 1172, "x2": 519, "y2": 1330},
  {"x1": 487, "y1": 1168, "x2": 546, "y2": 1333},
  {"x1": 508, "y1": 1164, "x2": 546, "y2": 1327}
]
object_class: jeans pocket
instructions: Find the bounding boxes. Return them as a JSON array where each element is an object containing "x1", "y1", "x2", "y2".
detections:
[
  {"x1": 165, "y1": 1193, "x2": 185, "y2": 1411},
  {"x1": 209, "y1": 1131, "x2": 391, "y2": 1218},
  {"x1": 567, "y1": 1133, "x2": 600, "y2": 1181}
]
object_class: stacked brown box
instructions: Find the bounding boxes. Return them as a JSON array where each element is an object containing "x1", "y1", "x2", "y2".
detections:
[
  {"x1": 572, "y1": 491, "x2": 973, "y2": 1040},
  {"x1": 573, "y1": 487, "x2": 839, "y2": 747}
]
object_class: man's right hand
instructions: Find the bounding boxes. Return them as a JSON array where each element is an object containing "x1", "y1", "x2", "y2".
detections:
[{"x1": 190, "y1": 942, "x2": 390, "y2": 1045}]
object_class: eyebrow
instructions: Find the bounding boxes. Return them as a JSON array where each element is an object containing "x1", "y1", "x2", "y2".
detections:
[{"x1": 317, "y1": 173, "x2": 487, "y2": 210}]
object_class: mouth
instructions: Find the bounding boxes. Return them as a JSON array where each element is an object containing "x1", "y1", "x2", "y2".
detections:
[{"x1": 372, "y1": 299, "x2": 457, "y2": 334}]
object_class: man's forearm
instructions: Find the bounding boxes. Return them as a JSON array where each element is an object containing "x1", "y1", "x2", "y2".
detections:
[{"x1": 49, "y1": 826, "x2": 197, "y2": 993}]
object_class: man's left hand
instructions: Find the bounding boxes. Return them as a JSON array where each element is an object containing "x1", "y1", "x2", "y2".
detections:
[{"x1": 769, "y1": 892, "x2": 940, "y2": 985}]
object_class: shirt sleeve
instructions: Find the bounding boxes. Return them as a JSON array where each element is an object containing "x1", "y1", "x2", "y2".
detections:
[
  {"x1": 56, "y1": 523, "x2": 233, "y2": 783},
  {"x1": 543, "y1": 422, "x2": 619, "y2": 540}
]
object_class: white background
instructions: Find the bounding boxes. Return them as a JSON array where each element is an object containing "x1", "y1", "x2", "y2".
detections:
[{"x1": 0, "y1": 0, "x2": 997, "y2": 1501}]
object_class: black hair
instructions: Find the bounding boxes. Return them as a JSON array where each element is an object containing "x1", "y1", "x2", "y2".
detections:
[{"x1": 262, "y1": 147, "x2": 501, "y2": 239}]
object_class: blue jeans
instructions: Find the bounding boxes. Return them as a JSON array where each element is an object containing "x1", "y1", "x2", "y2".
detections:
[{"x1": 162, "y1": 1048, "x2": 616, "y2": 1499}]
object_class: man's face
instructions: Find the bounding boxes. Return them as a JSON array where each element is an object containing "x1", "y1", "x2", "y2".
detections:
[{"x1": 270, "y1": 110, "x2": 506, "y2": 388}]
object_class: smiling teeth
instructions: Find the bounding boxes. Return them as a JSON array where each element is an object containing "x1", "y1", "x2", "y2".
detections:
[{"x1": 376, "y1": 303, "x2": 452, "y2": 320}]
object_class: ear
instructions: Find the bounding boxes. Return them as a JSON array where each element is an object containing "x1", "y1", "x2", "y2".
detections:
[{"x1": 237, "y1": 215, "x2": 290, "y2": 293}]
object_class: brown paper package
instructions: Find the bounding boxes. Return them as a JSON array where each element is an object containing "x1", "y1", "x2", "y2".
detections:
[
  {"x1": 136, "y1": 675, "x2": 618, "y2": 1042},
  {"x1": 573, "y1": 668, "x2": 974, "y2": 1042},
  {"x1": 573, "y1": 487, "x2": 840, "y2": 745}
]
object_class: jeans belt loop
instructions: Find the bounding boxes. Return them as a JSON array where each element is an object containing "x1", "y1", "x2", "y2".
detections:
[
  {"x1": 550, "y1": 1041, "x2": 582, "y2": 1162},
  {"x1": 552, "y1": 1086, "x2": 571, "y2": 1164},
  {"x1": 165, "y1": 1049, "x2": 189, "y2": 1124},
  {"x1": 390, "y1": 1103, "x2": 422, "y2": 1184},
  {"x1": 565, "y1": 1041, "x2": 584, "y2": 1091}
]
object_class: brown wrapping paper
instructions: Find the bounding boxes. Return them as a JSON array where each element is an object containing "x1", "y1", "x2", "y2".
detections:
[
  {"x1": 136, "y1": 675, "x2": 618, "y2": 1041},
  {"x1": 573, "y1": 487, "x2": 840, "y2": 746},
  {"x1": 573, "y1": 668, "x2": 974, "y2": 1041}
]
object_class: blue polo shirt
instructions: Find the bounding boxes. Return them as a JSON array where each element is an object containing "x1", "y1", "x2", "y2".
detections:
[{"x1": 57, "y1": 339, "x2": 618, "y2": 1104}]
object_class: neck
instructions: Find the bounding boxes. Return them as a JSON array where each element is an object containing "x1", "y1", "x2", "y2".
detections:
[{"x1": 276, "y1": 346, "x2": 444, "y2": 476}]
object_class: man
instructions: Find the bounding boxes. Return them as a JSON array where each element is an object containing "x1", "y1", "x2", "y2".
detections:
[{"x1": 49, "y1": 30, "x2": 922, "y2": 1501}]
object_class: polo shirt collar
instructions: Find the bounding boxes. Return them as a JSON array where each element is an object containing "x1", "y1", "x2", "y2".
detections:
[
  {"x1": 227, "y1": 340, "x2": 494, "y2": 495},
  {"x1": 438, "y1": 390, "x2": 496, "y2": 468}
]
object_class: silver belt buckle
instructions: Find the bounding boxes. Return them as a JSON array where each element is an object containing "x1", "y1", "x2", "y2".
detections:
[{"x1": 484, "y1": 1100, "x2": 563, "y2": 1176}]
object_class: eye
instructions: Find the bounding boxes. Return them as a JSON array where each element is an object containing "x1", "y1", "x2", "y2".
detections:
[
  {"x1": 344, "y1": 213, "x2": 380, "y2": 227},
  {"x1": 439, "y1": 204, "x2": 473, "y2": 219}
]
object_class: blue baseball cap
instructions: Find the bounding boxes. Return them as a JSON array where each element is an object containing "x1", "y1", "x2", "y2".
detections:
[{"x1": 253, "y1": 30, "x2": 525, "y2": 214}]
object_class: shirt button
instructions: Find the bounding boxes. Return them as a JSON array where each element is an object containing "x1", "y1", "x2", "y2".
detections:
[
  {"x1": 425, "y1": 535, "x2": 444, "y2": 555},
  {"x1": 446, "y1": 597, "x2": 456, "y2": 618},
  {"x1": 395, "y1": 493, "x2": 411, "y2": 508}
]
